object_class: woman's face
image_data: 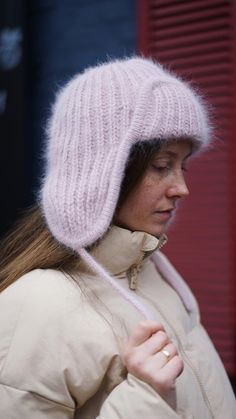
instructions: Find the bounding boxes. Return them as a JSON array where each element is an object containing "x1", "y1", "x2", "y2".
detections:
[{"x1": 115, "y1": 140, "x2": 192, "y2": 237}]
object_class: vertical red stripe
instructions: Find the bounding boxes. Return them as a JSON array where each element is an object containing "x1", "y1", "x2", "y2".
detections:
[
  {"x1": 138, "y1": 0, "x2": 236, "y2": 375},
  {"x1": 137, "y1": 0, "x2": 149, "y2": 54},
  {"x1": 231, "y1": 1, "x2": 236, "y2": 334}
]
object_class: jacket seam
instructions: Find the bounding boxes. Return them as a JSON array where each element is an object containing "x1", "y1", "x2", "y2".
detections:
[{"x1": 0, "y1": 382, "x2": 74, "y2": 410}]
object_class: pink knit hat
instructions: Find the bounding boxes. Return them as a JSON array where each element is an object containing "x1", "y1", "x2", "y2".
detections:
[{"x1": 41, "y1": 56, "x2": 210, "y2": 253}]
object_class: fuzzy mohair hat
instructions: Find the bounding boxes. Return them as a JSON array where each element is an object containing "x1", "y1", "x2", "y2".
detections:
[{"x1": 41, "y1": 56, "x2": 210, "y2": 255}]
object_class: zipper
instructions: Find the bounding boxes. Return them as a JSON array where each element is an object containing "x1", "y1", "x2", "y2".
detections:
[
  {"x1": 127, "y1": 234, "x2": 168, "y2": 290},
  {"x1": 137, "y1": 288, "x2": 216, "y2": 419},
  {"x1": 157, "y1": 233, "x2": 168, "y2": 250}
]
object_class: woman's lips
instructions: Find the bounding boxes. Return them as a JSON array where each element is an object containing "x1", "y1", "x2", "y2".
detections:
[{"x1": 155, "y1": 210, "x2": 173, "y2": 220}]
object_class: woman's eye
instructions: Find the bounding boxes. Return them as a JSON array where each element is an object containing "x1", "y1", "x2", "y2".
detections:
[{"x1": 152, "y1": 164, "x2": 170, "y2": 173}]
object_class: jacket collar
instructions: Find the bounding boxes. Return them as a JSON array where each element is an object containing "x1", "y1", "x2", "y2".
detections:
[{"x1": 79, "y1": 225, "x2": 167, "y2": 276}]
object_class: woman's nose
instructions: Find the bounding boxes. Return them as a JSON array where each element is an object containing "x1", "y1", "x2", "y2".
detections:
[{"x1": 167, "y1": 173, "x2": 189, "y2": 198}]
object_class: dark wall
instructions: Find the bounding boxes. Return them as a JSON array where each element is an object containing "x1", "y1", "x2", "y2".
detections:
[
  {"x1": 26, "y1": 0, "x2": 136, "y2": 204},
  {"x1": 0, "y1": 0, "x2": 27, "y2": 236},
  {"x1": 0, "y1": 0, "x2": 136, "y2": 236}
]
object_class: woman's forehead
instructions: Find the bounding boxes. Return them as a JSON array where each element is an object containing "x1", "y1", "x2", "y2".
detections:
[{"x1": 158, "y1": 139, "x2": 193, "y2": 158}]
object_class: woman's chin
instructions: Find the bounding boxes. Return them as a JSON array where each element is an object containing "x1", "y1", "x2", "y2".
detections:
[{"x1": 139, "y1": 223, "x2": 167, "y2": 238}]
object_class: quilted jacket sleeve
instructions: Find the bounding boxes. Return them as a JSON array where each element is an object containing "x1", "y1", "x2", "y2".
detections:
[
  {"x1": 97, "y1": 374, "x2": 181, "y2": 419},
  {"x1": 0, "y1": 269, "x2": 181, "y2": 419},
  {"x1": 0, "y1": 384, "x2": 74, "y2": 419},
  {"x1": 0, "y1": 377, "x2": 181, "y2": 419}
]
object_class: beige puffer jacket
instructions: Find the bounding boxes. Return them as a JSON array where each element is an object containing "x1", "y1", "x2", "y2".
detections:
[{"x1": 0, "y1": 226, "x2": 235, "y2": 418}]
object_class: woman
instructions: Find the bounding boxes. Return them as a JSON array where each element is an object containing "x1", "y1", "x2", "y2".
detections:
[{"x1": 0, "y1": 56, "x2": 235, "y2": 418}]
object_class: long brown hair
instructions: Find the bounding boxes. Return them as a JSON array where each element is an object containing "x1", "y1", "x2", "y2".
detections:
[{"x1": 0, "y1": 140, "x2": 160, "y2": 292}]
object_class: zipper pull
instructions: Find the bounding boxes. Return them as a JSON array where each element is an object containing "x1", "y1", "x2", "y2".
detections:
[
  {"x1": 128, "y1": 265, "x2": 139, "y2": 290},
  {"x1": 157, "y1": 234, "x2": 168, "y2": 250}
]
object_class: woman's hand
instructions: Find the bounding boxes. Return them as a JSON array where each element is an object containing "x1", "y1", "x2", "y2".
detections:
[{"x1": 122, "y1": 320, "x2": 184, "y2": 397}]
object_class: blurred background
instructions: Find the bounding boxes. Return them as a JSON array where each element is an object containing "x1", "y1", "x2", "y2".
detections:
[{"x1": 0, "y1": 0, "x2": 235, "y2": 391}]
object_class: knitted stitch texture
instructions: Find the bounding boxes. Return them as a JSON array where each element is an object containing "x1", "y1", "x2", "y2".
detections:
[{"x1": 41, "y1": 56, "x2": 211, "y2": 252}]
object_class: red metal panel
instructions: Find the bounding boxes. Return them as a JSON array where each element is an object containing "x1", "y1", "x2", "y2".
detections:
[
  {"x1": 151, "y1": 40, "x2": 231, "y2": 60},
  {"x1": 138, "y1": 0, "x2": 236, "y2": 375},
  {"x1": 150, "y1": 5, "x2": 229, "y2": 22},
  {"x1": 149, "y1": 0, "x2": 230, "y2": 14},
  {"x1": 231, "y1": 0, "x2": 236, "y2": 338}
]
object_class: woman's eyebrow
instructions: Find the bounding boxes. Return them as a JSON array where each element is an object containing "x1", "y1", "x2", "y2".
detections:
[
  {"x1": 183, "y1": 151, "x2": 193, "y2": 160},
  {"x1": 158, "y1": 150, "x2": 192, "y2": 159}
]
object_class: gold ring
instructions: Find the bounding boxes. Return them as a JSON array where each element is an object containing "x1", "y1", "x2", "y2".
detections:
[{"x1": 161, "y1": 349, "x2": 171, "y2": 361}]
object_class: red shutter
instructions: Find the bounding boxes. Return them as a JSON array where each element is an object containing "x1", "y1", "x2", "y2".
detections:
[{"x1": 138, "y1": 0, "x2": 236, "y2": 375}]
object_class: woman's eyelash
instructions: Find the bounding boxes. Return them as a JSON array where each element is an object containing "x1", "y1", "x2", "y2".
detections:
[
  {"x1": 152, "y1": 165, "x2": 170, "y2": 173},
  {"x1": 151, "y1": 164, "x2": 188, "y2": 173}
]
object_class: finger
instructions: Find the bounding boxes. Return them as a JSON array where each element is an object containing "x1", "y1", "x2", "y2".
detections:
[
  {"x1": 148, "y1": 356, "x2": 183, "y2": 395},
  {"x1": 143, "y1": 343, "x2": 177, "y2": 371},
  {"x1": 160, "y1": 355, "x2": 184, "y2": 380},
  {"x1": 139, "y1": 350, "x2": 182, "y2": 390},
  {"x1": 138, "y1": 331, "x2": 170, "y2": 357},
  {"x1": 127, "y1": 320, "x2": 165, "y2": 347},
  {"x1": 161, "y1": 343, "x2": 178, "y2": 362},
  {"x1": 153, "y1": 343, "x2": 178, "y2": 368}
]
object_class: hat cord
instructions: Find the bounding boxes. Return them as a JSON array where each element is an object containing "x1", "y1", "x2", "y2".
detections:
[{"x1": 78, "y1": 248, "x2": 154, "y2": 320}]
